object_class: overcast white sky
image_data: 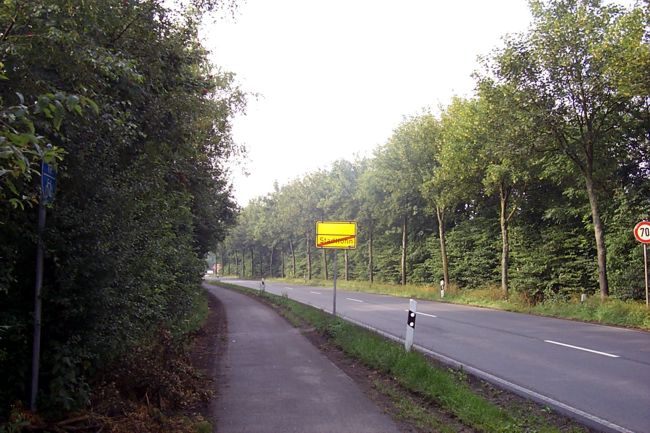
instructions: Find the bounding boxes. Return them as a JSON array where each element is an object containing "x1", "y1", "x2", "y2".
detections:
[{"x1": 198, "y1": 1, "x2": 536, "y2": 205}]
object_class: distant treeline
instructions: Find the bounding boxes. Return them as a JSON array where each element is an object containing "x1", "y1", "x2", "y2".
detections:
[{"x1": 219, "y1": 0, "x2": 649, "y2": 302}]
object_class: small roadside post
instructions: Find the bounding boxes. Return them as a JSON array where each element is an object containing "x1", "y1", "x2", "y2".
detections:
[
  {"x1": 440, "y1": 279, "x2": 445, "y2": 298},
  {"x1": 633, "y1": 220, "x2": 650, "y2": 307},
  {"x1": 315, "y1": 221, "x2": 357, "y2": 316},
  {"x1": 405, "y1": 299, "x2": 417, "y2": 352}
]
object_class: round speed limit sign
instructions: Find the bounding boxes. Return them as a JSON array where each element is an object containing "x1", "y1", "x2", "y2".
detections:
[{"x1": 634, "y1": 221, "x2": 650, "y2": 244}]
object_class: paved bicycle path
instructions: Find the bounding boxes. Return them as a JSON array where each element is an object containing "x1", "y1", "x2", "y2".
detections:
[{"x1": 205, "y1": 284, "x2": 400, "y2": 433}]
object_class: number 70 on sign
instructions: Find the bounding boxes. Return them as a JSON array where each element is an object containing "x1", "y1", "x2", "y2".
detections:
[{"x1": 635, "y1": 221, "x2": 650, "y2": 244}]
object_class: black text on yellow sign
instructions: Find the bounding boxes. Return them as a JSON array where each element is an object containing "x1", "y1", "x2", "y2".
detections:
[{"x1": 316, "y1": 221, "x2": 357, "y2": 249}]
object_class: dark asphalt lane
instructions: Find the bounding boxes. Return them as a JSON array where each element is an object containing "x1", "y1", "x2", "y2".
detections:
[{"x1": 216, "y1": 278, "x2": 650, "y2": 433}]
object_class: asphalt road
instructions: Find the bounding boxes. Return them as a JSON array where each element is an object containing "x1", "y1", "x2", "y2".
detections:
[
  {"x1": 205, "y1": 284, "x2": 400, "y2": 433},
  {"x1": 216, "y1": 278, "x2": 650, "y2": 433}
]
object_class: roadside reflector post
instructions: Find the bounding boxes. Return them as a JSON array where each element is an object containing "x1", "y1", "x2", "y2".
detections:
[
  {"x1": 405, "y1": 299, "x2": 417, "y2": 352},
  {"x1": 440, "y1": 279, "x2": 445, "y2": 299}
]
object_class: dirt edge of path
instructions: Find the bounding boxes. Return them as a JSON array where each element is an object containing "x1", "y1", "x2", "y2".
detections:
[{"x1": 190, "y1": 290, "x2": 228, "y2": 427}]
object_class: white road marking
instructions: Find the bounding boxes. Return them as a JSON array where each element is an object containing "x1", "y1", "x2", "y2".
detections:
[
  {"x1": 346, "y1": 297, "x2": 364, "y2": 303},
  {"x1": 404, "y1": 309, "x2": 437, "y2": 318},
  {"x1": 544, "y1": 340, "x2": 619, "y2": 358},
  {"x1": 283, "y1": 287, "x2": 293, "y2": 290},
  {"x1": 310, "y1": 291, "x2": 322, "y2": 295}
]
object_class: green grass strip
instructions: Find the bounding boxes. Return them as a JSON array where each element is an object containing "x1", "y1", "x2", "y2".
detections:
[
  {"x1": 270, "y1": 277, "x2": 650, "y2": 330},
  {"x1": 208, "y1": 281, "x2": 584, "y2": 433}
]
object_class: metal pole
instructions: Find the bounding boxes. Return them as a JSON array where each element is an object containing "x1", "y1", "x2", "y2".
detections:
[
  {"x1": 643, "y1": 244, "x2": 650, "y2": 308},
  {"x1": 30, "y1": 200, "x2": 46, "y2": 411},
  {"x1": 333, "y1": 250, "x2": 337, "y2": 316}
]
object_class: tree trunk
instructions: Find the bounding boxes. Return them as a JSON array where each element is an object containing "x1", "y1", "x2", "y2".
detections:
[
  {"x1": 436, "y1": 205, "x2": 449, "y2": 288},
  {"x1": 269, "y1": 244, "x2": 274, "y2": 278},
  {"x1": 281, "y1": 249, "x2": 285, "y2": 278},
  {"x1": 250, "y1": 247, "x2": 254, "y2": 278},
  {"x1": 368, "y1": 222, "x2": 374, "y2": 284},
  {"x1": 401, "y1": 215, "x2": 407, "y2": 286},
  {"x1": 240, "y1": 250, "x2": 244, "y2": 277},
  {"x1": 585, "y1": 174, "x2": 609, "y2": 299},
  {"x1": 290, "y1": 239, "x2": 296, "y2": 278},
  {"x1": 344, "y1": 250, "x2": 349, "y2": 281},
  {"x1": 306, "y1": 237, "x2": 312, "y2": 280},
  {"x1": 499, "y1": 185, "x2": 510, "y2": 298}
]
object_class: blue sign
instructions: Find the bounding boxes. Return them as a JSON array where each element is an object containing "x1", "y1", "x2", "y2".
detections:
[{"x1": 41, "y1": 162, "x2": 57, "y2": 204}]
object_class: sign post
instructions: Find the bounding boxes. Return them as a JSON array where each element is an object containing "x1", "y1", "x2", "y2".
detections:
[
  {"x1": 31, "y1": 161, "x2": 57, "y2": 410},
  {"x1": 634, "y1": 221, "x2": 650, "y2": 307},
  {"x1": 316, "y1": 221, "x2": 357, "y2": 316},
  {"x1": 333, "y1": 250, "x2": 338, "y2": 316}
]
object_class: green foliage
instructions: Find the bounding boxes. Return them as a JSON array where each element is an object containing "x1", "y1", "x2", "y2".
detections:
[
  {"x1": 489, "y1": 0, "x2": 649, "y2": 298},
  {"x1": 444, "y1": 217, "x2": 501, "y2": 289},
  {"x1": 218, "y1": 0, "x2": 648, "y2": 310},
  {"x1": 0, "y1": 0, "x2": 242, "y2": 418}
]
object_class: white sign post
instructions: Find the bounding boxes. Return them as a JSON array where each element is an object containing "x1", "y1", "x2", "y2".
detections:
[
  {"x1": 634, "y1": 221, "x2": 650, "y2": 307},
  {"x1": 440, "y1": 279, "x2": 445, "y2": 299},
  {"x1": 405, "y1": 299, "x2": 417, "y2": 352}
]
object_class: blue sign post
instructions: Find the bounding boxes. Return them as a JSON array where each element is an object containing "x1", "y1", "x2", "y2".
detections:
[
  {"x1": 41, "y1": 162, "x2": 56, "y2": 204},
  {"x1": 31, "y1": 162, "x2": 57, "y2": 410}
]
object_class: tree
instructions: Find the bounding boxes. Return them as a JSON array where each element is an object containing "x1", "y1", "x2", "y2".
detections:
[
  {"x1": 428, "y1": 98, "x2": 485, "y2": 288},
  {"x1": 357, "y1": 161, "x2": 383, "y2": 283},
  {"x1": 372, "y1": 115, "x2": 433, "y2": 285},
  {"x1": 490, "y1": 0, "x2": 649, "y2": 299},
  {"x1": 0, "y1": 0, "x2": 243, "y2": 413},
  {"x1": 475, "y1": 83, "x2": 540, "y2": 296}
]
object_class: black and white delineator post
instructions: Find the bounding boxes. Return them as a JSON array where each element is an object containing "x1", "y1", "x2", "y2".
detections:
[{"x1": 405, "y1": 299, "x2": 417, "y2": 352}]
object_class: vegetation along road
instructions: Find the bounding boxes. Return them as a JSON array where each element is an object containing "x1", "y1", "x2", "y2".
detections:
[
  {"x1": 1, "y1": 0, "x2": 648, "y2": 431},
  {"x1": 222, "y1": 278, "x2": 650, "y2": 433}
]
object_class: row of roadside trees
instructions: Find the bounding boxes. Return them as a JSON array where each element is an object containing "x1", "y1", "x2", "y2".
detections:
[{"x1": 218, "y1": 0, "x2": 649, "y2": 302}]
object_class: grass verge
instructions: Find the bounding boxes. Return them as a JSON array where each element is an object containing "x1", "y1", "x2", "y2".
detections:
[
  {"x1": 269, "y1": 277, "x2": 650, "y2": 330},
  {"x1": 1, "y1": 289, "x2": 216, "y2": 433},
  {"x1": 209, "y1": 281, "x2": 588, "y2": 433}
]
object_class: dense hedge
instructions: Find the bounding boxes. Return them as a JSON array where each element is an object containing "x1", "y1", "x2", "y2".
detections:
[{"x1": 0, "y1": 0, "x2": 243, "y2": 415}]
